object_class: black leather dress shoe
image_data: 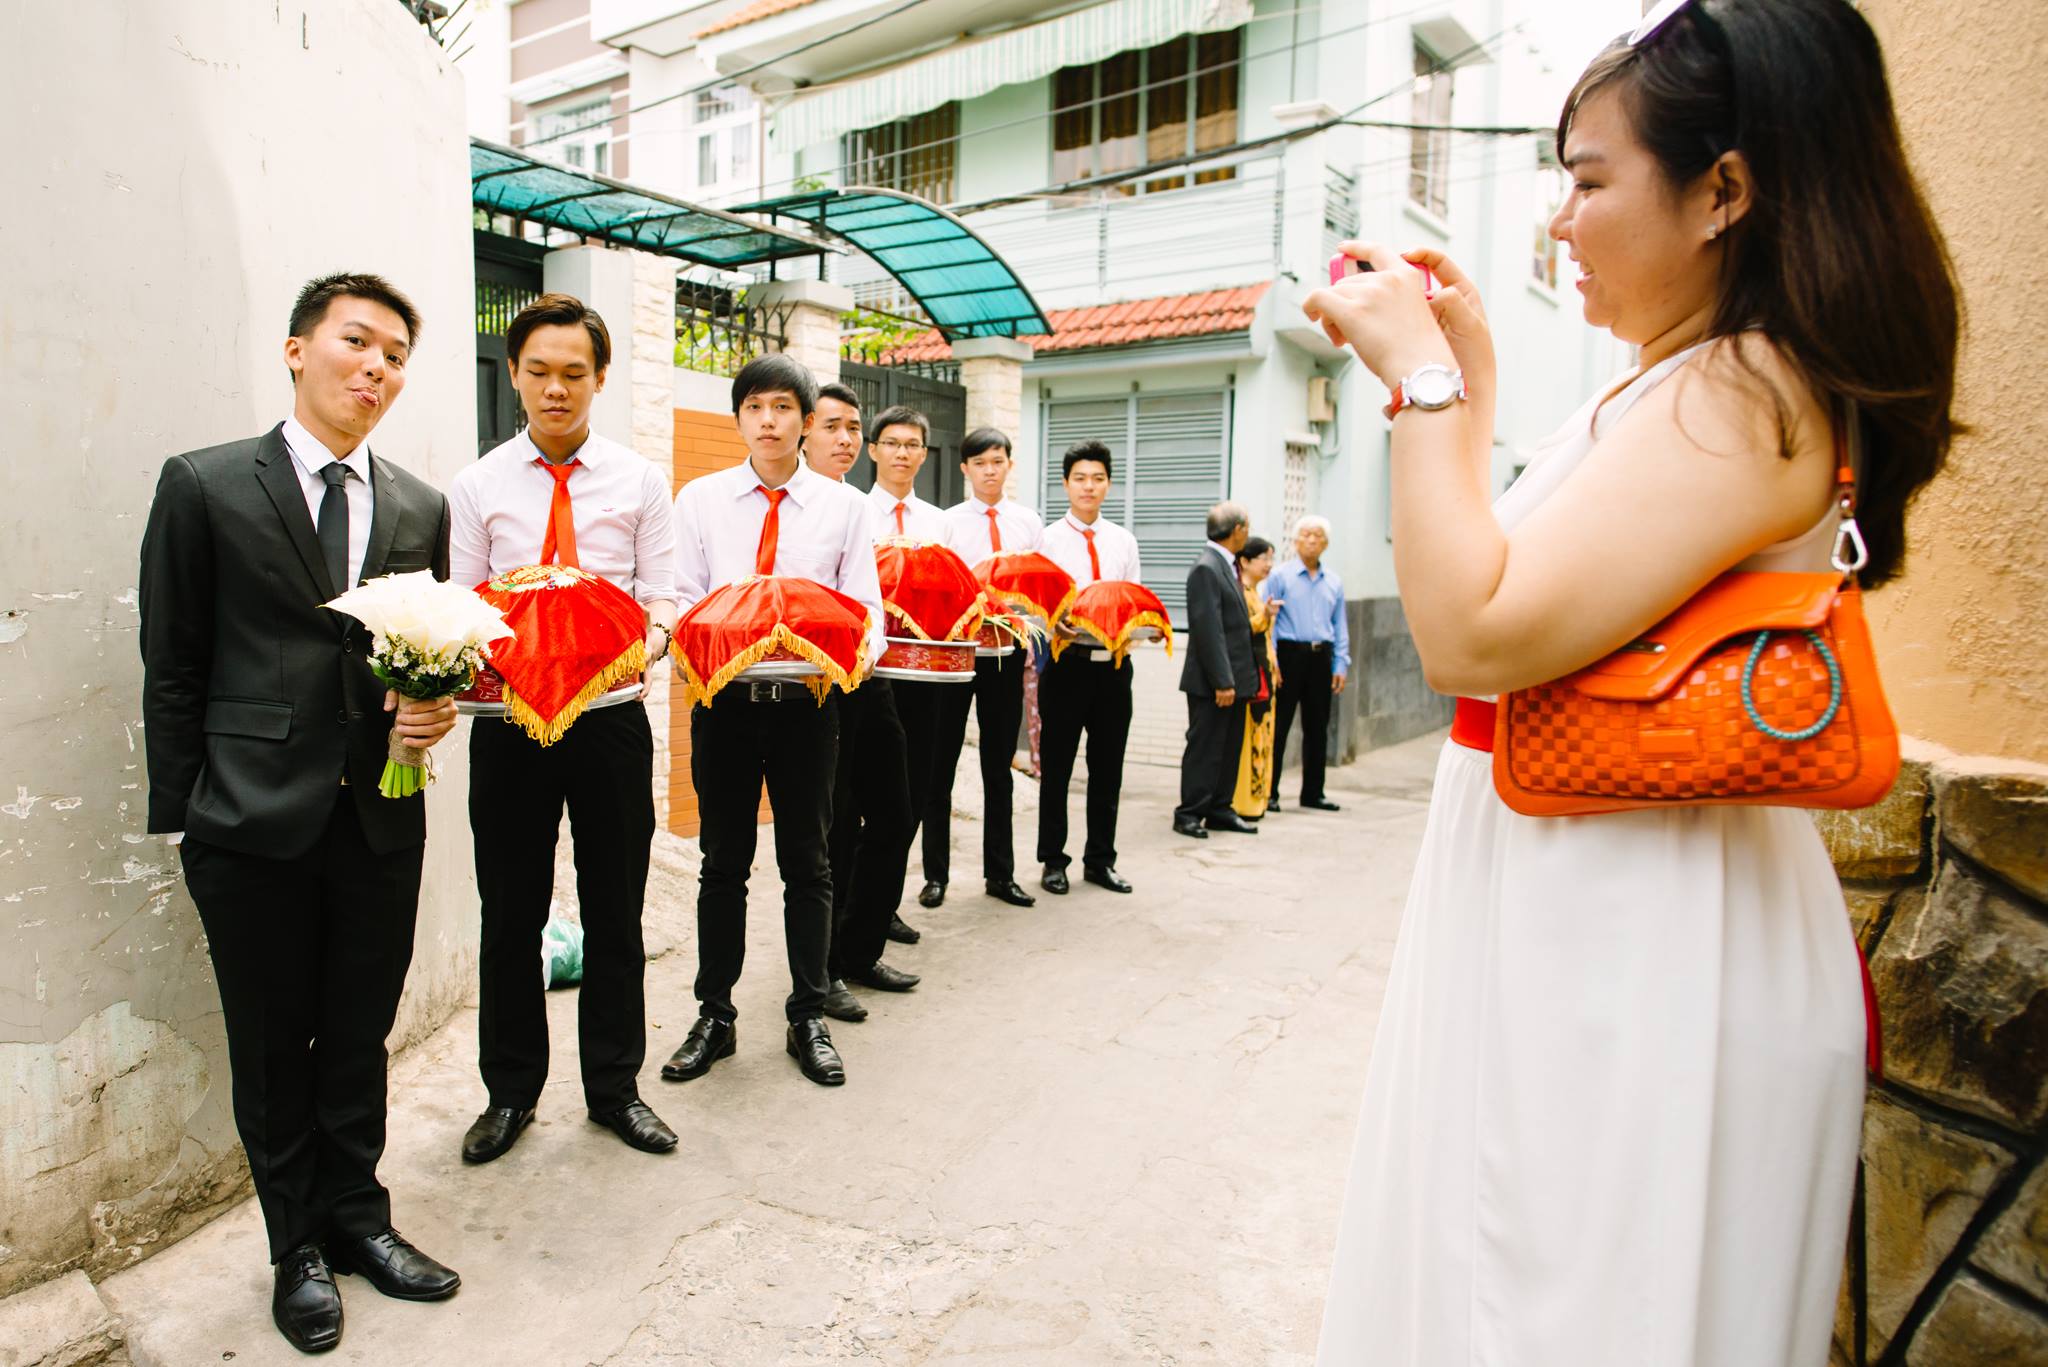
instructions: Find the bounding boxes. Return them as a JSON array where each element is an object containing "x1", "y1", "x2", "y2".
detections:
[
  {"x1": 1172, "y1": 817, "x2": 1209, "y2": 839},
  {"x1": 1266, "y1": 794, "x2": 1282, "y2": 813},
  {"x1": 1083, "y1": 865, "x2": 1133, "y2": 894},
  {"x1": 917, "y1": 881, "x2": 946, "y2": 909},
  {"x1": 1205, "y1": 812, "x2": 1260, "y2": 834},
  {"x1": 661, "y1": 1016, "x2": 736, "y2": 1082},
  {"x1": 1302, "y1": 796, "x2": 1342, "y2": 811},
  {"x1": 887, "y1": 913, "x2": 922, "y2": 944},
  {"x1": 786, "y1": 1018, "x2": 846, "y2": 1086},
  {"x1": 460, "y1": 1106, "x2": 534, "y2": 1164},
  {"x1": 821, "y1": 978, "x2": 869, "y2": 1022},
  {"x1": 588, "y1": 1099, "x2": 679, "y2": 1153},
  {"x1": 272, "y1": 1244, "x2": 342, "y2": 1353},
  {"x1": 986, "y1": 878, "x2": 1036, "y2": 907},
  {"x1": 846, "y1": 960, "x2": 919, "y2": 991},
  {"x1": 329, "y1": 1227, "x2": 461, "y2": 1301},
  {"x1": 1041, "y1": 865, "x2": 1070, "y2": 894}
]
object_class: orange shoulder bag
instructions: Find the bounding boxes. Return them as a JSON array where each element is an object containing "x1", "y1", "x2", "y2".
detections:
[{"x1": 1490, "y1": 419, "x2": 1900, "y2": 817}]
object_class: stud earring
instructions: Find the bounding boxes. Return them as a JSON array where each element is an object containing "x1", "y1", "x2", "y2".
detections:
[{"x1": 1706, "y1": 224, "x2": 1720, "y2": 240}]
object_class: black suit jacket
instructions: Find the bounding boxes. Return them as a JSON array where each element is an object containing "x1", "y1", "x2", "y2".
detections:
[
  {"x1": 1179, "y1": 545, "x2": 1260, "y2": 697},
  {"x1": 139, "y1": 423, "x2": 452, "y2": 858}
]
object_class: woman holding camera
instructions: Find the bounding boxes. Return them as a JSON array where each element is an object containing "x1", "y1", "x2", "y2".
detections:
[{"x1": 1303, "y1": 2, "x2": 1958, "y2": 1362}]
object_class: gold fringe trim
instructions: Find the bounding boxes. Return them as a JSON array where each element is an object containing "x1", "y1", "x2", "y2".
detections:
[
  {"x1": 885, "y1": 600, "x2": 986, "y2": 644},
  {"x1": 1059, "y1": 609, "x2": 1175, "y2": 667},
  {"x1": 984, "y1": 582, "x2": 1076, "y2": 632},
  {"x1": 501, "y1": 639, "x2": 648, "y2": 747},
  {"x1": 680, "y1": 623, "x2": 868, "y2": 710}
]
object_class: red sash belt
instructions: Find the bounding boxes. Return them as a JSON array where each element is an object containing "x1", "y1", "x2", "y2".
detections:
[
  {"x1": 1449, "y1": 695, "x2": 1881, "y2": 1077},
  {"x1": 1452, "y1": 696, "x2": 1496, "y2": 752}
]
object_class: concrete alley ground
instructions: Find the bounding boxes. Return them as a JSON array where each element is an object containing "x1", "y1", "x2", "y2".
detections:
[{"x1": 99, "y1": 729, "x2": 1444, "y2": 1367}]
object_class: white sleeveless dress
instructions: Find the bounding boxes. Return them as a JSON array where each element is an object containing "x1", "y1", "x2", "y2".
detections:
[{"x1": 1315, "y1": 347, "x2": 1866, "y2": 1367}]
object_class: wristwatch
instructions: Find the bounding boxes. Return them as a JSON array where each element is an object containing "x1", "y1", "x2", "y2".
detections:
[{"x1": 1383, "y1": 363, "x2": 1467, "y2": 419}]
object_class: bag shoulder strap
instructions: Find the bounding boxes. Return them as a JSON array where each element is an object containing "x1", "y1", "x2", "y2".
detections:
[{"x1": 1833, "y1": 400, "x2": 1870, "y2": 579}]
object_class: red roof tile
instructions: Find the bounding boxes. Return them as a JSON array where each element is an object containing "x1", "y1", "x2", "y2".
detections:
[
  {"x1": 698, "y1": 0, "x2": 823, "y2": 38},
  {"x1": 879, "y1": 282, "x2": 1270, "y2": 363}
]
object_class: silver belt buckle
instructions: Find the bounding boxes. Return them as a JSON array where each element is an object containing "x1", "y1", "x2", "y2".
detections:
[{"x1": 746, "y1": 679, "x2": 787, "y2": 703}]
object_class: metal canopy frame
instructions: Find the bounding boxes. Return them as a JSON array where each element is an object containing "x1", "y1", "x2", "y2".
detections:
[
  {"x1": 724, "y1": 186, "x2": 1053, "y2": 340},
  {"x1": 469, "y1": 138, "x2": 838, "y2": 268}
]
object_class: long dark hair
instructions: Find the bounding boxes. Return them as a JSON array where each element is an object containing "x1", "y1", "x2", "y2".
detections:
[{"x1": 1559, "y1": 0, "x2": 1959, "y2": 586}]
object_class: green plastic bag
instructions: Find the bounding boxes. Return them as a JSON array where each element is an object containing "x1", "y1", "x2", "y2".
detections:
[{"x1": 541, "y1": 915, "x2": 584, "y2": 989}]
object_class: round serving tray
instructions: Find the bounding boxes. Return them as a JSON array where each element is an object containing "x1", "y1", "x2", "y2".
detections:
[
  {"x1": 456, "y1": 679, "x2": 645, "y2": 717},
  {"x1": 876, "y1": 637, "x2": 976, "y2": 683},
  {"x1": 737, "y1": 658, "x2": 823, "y2": 680}
]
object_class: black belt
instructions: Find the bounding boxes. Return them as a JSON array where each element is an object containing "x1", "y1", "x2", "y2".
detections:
[
  {"x1": 1280, "y1": 640, "x2": 1331, "y2": 653},
  {"x1": 721, "y1": 680, "x2": 816, "y2": 704}
]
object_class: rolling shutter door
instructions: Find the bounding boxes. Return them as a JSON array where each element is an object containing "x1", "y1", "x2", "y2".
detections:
[{"x1": 1041, "y1": 389, "x2": 1229, "y2": 624}]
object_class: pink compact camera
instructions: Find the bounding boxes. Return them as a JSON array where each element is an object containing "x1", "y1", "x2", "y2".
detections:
[{"x1": 1329, "y1": 251, "x2": 1436, "y2": 298}]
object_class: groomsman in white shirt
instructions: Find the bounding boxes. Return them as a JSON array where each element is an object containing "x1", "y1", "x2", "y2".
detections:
[
  {"x1": 922, "y1": 428, "x2": 1042, "y2": 910},
  {"x1": 663, "y1": 356, "x2": 885, "y2": 1089},
  {"x1": 861, "y1": 403, "x2": 949, "y2": 947},
  {"x1": 1035, "y1": 440, "x2": 1139, "y2": 895},
  {"x1": 448, "y1": 294, "x2": 680, "y2": 1164},
  {"x1": 800, "y1": 391, "x2": 925, "y2": 1025}
]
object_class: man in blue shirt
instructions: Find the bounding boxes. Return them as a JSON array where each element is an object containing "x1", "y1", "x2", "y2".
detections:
[{"x1": 1263, "y1": 515, "x2": 1350, "y2": 811}]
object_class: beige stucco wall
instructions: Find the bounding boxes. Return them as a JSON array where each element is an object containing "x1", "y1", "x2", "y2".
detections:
[
  {"x1": 1860, "y1": 0, "x2": 2048, "y2": 764},
  {"x1": 0, "y1": 2, "x2": 478, "y2": 1297}
]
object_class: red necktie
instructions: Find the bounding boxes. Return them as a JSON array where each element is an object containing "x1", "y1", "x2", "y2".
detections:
[
  {"x1": 1082, "y1": 527, "x2": 1101, "y2": 581},
  {"x1": 538, "y1": 458, "x2": 579, "y2": 568},
  {"x1": 755, "y1": 486, "x2": 787, "y2": 575},
  {"x1": 986, "y1": 505, "x2": 1003, "y2": 552},
  {"x1": 893, "y1": 502, "x2": 906, "y2": 535}
]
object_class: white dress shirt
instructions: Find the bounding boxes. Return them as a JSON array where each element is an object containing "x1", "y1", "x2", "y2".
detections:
[
  {"x1": 866, "y1": 483, "x2": 948, "y2": 543},
  {"x1": 448, "y1": 428, "x2": 676, "y2": 605},
  {"x1": 282, "y1": 416, "x2": 373, "y2": 590},
  {"x1": 1042, "y1": 510, "x2": 1141, "y2": 586},
  {"x1": 672, "y1": 458, "x2": 886, "y2": 662},
  {"x1": 943, "y1": 496, "x2": 1044, "y2": 563}
]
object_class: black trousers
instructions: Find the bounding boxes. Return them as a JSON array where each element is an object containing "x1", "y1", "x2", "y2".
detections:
[
  {"x1": 827, "y1": 682, "x2": 914, "y2": 977},
  {"x1": 922, "y1": 651, "x2": 1025, "y2": 884},
  {"x1": 470, "y1": 703, "x2": 653, "y2": 1113},
  {"x1": 691, "y1": 688, "x2": 838, "y2": 1023},
  {"x1": 1175, "y1": 694, "x2": 1248, "y2": 823},
  {"x1": 893, "y1": 678, "x2": 949, "y2": 857},
  {"x1": 1274, "y1": 641, "x2": 1336, "y2": 802},
  {"x1": 1035, "y1": 649, "x2": 1133, "y2": 872},
  {"x1": 180, "y1": 793, "x2": 422, "y2": 1262}
]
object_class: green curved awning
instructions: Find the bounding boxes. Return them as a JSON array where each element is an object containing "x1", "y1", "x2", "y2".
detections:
[
  {"x1": 724, "y1": 187, "x2": 1052, "y2": 340},
  {"x1": 470, "y1": 138, "x2": 831, "y2": 268}
]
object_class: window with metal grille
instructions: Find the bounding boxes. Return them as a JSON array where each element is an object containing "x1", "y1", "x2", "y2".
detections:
[
  {"x1": 1051, "y1": 29, "x2": 1242, "y2": 195},
  {"x1": 1532, "y1": 143, "x2": 1566, "y2": 288},
  {"x1": 1408, "y1": 41, "x2": 1454, "y2": 217},
  {"x1": 1041, "y1": 390, "x2": 1231, "y2": 622},
  {"x1": 840, "y1": 103, "x2": 960, "y2": 205}
]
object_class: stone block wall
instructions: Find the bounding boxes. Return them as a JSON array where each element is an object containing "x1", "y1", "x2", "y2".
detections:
[
  {"x1": 1817, "y1": 743, "x2": 2048, "y2": 1363},
  {"x1": 1325, "y1": 597, "x2": 1454, "y2": 767}
]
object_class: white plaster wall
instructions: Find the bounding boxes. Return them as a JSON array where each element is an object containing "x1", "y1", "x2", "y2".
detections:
[{"x1": 0, "y1": 0, "x2": 478, "y2": 1297}]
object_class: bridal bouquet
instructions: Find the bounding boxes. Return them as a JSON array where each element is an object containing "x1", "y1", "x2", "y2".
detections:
[{"x1": 325, "y1": 571, "x2": 514, "y2": 797}]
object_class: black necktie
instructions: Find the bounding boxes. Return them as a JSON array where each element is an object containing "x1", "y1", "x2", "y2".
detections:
[{"x1": 317, "y1": 461, "x2": 350, "y2": 592}]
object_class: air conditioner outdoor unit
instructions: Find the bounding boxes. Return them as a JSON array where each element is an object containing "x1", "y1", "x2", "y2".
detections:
[{"x1": 1306, "y1": 375, "x2": 1337, "y2": 423}]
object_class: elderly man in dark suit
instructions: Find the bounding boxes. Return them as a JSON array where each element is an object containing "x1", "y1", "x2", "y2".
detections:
[
  {"x1": 1174, "y1": 501, "x2": 1261, "y2": 838},
  {"x1": 139, "y1": 273, "x2": 462, "y2": 1354}
]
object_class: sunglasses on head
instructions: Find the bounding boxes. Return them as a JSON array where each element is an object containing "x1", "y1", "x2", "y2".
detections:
[{"x1": 1630, "y1": 0, "x2": 1697, "y2": 46}]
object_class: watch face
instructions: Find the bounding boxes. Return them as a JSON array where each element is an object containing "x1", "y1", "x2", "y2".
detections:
[{"x1": 1409, "y1": 367, "x2": 1459, "y2": 409}]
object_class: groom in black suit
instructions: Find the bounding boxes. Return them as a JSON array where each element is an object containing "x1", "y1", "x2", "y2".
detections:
[
  {"x1": 1174, "y1": 501, "x2": 1260, "y2": 838},
  {"x1": 139, "y1": 273, "x2": 462, "y2": 1354}
]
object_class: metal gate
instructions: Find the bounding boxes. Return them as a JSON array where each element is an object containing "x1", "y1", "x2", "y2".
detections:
[
  {"x1": 475, "y1": 230, "x2": 545, "y2": 457},
  {"x1": 839, "y1": 360, "x2": 967, "y2": 508}
]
